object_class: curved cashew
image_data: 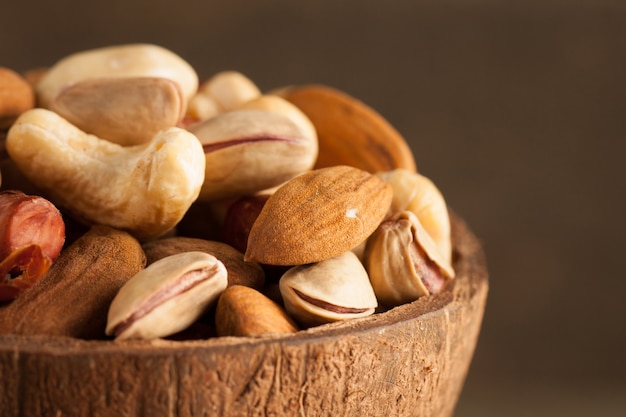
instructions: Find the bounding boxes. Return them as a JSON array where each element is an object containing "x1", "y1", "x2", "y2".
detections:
[
  {"x1": 377, "y1": 169, "x2": 452, "y2": 265},
  {"x1": 6, "y1": 108, "x2": 205, "y2": 240},
  {"x1": 35, "y1": 44, "x2": 198, "y2": 109}
]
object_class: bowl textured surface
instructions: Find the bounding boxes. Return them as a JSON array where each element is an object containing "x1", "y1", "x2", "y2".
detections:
[{"x1": 0, "y1": 214, "x2": 488, "y2": 417}]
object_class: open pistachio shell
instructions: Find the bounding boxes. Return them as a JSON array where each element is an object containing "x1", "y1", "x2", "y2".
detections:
[
  {"x1": 364, "y1": 211, "x2": 455, "y2": 307},
  {"x1": 106, "y1": 251, "x2": 228, "y2": 340},
  {"x1": 189, "y1": 109, "x2": 317, "y2": 201},
  {"x1": 279, "y1": 251, "x2": 377, "y2": 328},
  {"x1": 378, "y1": 169, "x2": 453, "y2": 265}
]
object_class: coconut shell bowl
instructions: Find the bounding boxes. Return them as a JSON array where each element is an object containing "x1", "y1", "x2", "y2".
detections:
[{"x1": 0, "y1": 45, "x2": 488, "y2": 417}]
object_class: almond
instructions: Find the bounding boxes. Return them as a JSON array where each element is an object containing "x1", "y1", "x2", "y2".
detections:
[
  {"x1": 215, "y1": 285, "x2": 299, "y2": 337},
  {"x1": 0, "y1": 225, "x2": 146, "y2": 339},
  {"x1": 0, "y1": 67, "x2": 35, "y2": 130},
  {"x1": 277, "y1": 84, "x2": 417, "y2": 173},
  {"x1": 244, "y1": 165, "x2": 393, "y2": 265},
  {"x1": 142, "y1": 236, "x2": 265, "y2": 290}
]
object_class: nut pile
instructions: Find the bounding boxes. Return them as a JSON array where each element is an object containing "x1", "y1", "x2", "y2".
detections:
[{"x1": 0, "y1": 44, "x2": 455, "y2": 341}]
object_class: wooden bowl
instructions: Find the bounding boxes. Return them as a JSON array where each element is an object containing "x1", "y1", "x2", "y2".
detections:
[{"x1": 0, "y1": 214, "x2": 488, "y2": 417}]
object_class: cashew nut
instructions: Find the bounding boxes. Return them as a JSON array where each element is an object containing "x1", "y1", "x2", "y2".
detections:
[
  {"x1": 6, "y1": 108, "x2": 205, "y2": 240},
  {"x1": 35, "y1": 43, "x2": 198, "y2": 109}
]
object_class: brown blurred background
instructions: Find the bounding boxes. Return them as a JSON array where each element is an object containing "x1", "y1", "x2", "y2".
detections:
[{"x1": 2, "y1": 0, "x2": 625, "y2": 415}]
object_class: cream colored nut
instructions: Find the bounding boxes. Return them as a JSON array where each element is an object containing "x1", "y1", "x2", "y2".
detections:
[
  {"x1": 186, "y1": 93, "x2": 221, "y2": 122},
  {"x1": 279, "y1": 251, "x2": 377, "y2": 328},
  {"x1": 364, "y1": 210, "x2": 455, "y2": 308},
  {"x1": 6, "y1": 108, "x2": 205, "y2": 240},
  {"x1": 215, "y1": 285, "x2": 299, "y2": 337},
  {"x1": 36, "y1": 43, "x2": 198, "y2": 109},
  {"x1": 106, "y1": 251, "x2": 228, "y2": 340},
  {"x1": 189, "y1": 109, "x2": 317, "y2": 201},
  {"x1": 378, "y1": 169, "x2": 453, "y2": 266},
  {"x1": 187, "y1": 71, "x2": 261, "y2": 120},
  {"x1": 236, "y1": 94, "x2": 318, "y2": 151},
  {"x1": 232, "y1": 94, "x2": 319, "y2": 196},
  {"x1": 49, "y1": 77, "x2": 186, "y2": 146}
]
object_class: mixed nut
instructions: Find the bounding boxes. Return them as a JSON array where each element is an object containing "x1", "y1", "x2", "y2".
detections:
[{"x1": 0, "y1": 43, "x2": 455, "y2": 341}]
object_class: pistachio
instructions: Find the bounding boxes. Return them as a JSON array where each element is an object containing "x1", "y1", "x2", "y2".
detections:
[
  {"x1": 50, "y1": 77, "x2": 186, "y2": 146},
  {"x1": 236, "y1": 94, "x2": 318, "y2": 151},
  {"x1": 363, "y1": 211, "x2": 454, "y2": 308},
  {"x1": 279, "y1": 251, "x2": 377, "y2": 328},
  {"x1": 106, "y1": 251, "x2": 228, "y2": 340},
  {"x1": 215, "y1": 285, "x2": 298, "y2": 337},
  {"x1": 378, "y1": 169, "x2": 453, "y2": 265},
  {"x1": 245, "y1": 165, "x2": 392, "y2": 266},
  {"x1": 36, "y1": 43, "x2": 198, "y2": 109},
  {"x1": 141, "y1": 236, "x2": 265, "y2": 290},
  {"x1": 189, "y1": 109, "x2": 317, "y2": 200}
]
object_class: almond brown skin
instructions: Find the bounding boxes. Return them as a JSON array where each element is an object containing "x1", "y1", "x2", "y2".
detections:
[
  {"x1": 0, "y1": 225, "x2": 146, "y2": 339},
  {"x1": 278, "y1": 84, "x2": 417, "y2": 173},
  {"x1": 215, "y1": 285, "x2": 298, "y2": 337},
  {"x1": 142, "y1": 236, "x2": 265, "y2": 290},
  {"x1": 0, "y1": 68, "x2": 35, "y2": 130},
  {"x1": 244, "y1": 165, "x2": 393, "y2": 266}
]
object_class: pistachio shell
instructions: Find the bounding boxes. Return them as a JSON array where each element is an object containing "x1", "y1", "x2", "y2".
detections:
[
  {"x1": 189, "y1": 109, "x2": 317, "y2": 200},
  {"x1": 141, "y1": 236, "x2": 265, "y2": 290},
  {"x1": 378, "y1": 169, "x2": 452, "y2": 265},
  {"x1": 364, "y1": 211, "x2": 454, "y2": 307},
  {"x1": 106, "y1": 251, "x2": 227, "y2": 340},
  {"x1": 279, "y1": 251, "x2": 377, "y2": 327}
]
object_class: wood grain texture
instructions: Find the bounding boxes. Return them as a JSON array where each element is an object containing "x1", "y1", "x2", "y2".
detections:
[{"x1": 0, "y1": 214, "x2": 487, "y2": 417}]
